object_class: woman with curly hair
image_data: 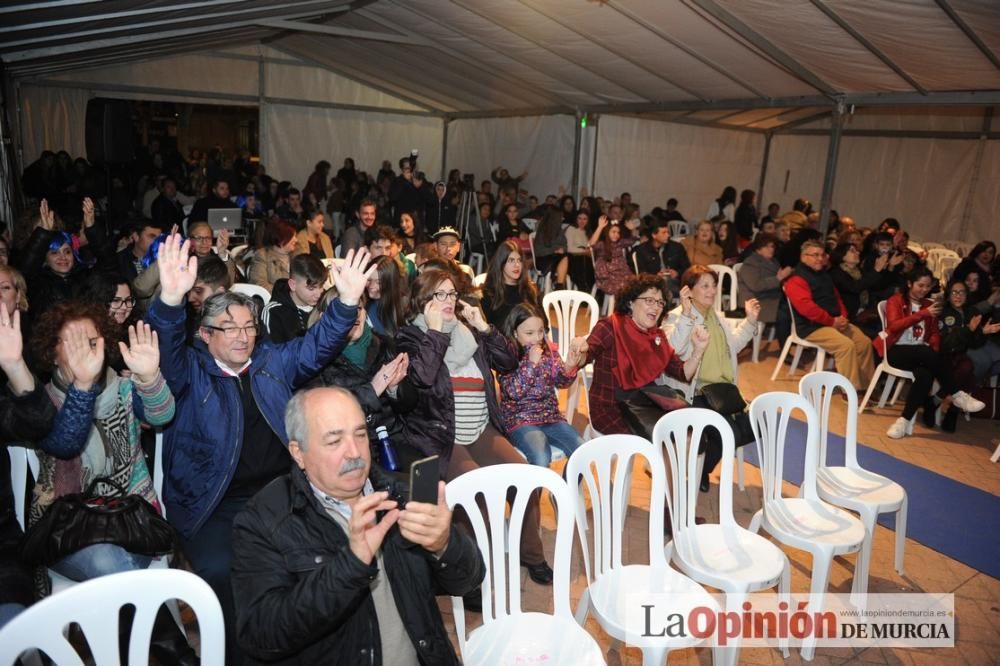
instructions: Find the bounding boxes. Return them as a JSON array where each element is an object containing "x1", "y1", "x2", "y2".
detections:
[{"x1": 568, "y1": 274, "x2": 708, "y2": 438}]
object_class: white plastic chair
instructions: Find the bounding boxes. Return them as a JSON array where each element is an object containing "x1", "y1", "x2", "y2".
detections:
[
  {"x1": 935, "y1": 254, "x2": 960, "y2": 283},
  {"x1": 770, "y1": 296, "x2": 828, "y2": 381},
  {"x1": 653, "y1": 409, "x2": 789, "y2": 665},
  {"x1": 668, "y1": 220, "x2": 689, "y2": 238},
  {"x1": 334, "y1": 243, "x2": 343, "y2": 259},
  {"x1": 0, "y1": 569, "x2": 225, "y2": 666},
  {"x1": 748, "y1": 392, "x2": 866, "y2": 660},
  {"x1": 543, "y1": 290, "x2": 599, "y2": 427},
  {"x1": 472, "y1": 272, "x2": 487, "y2": 288},
  {"x1": 567, "y1": 434, "x2": 715, "y2": 666},
  {"x1": 230, "y1": 282, "x2": 271, "y2": 306},
  {"x1": 800, "y1": 371, "x2": 907, "y2": 609},
  {"x1": 858, "y1": 300, "x2": 916, "y2": 413},
  {"x1": 527, "y1": 231, "x2": 553, "y2": 293},
  {"x1": 445, "y1": 465, "x2": 604, "y2": 665},
  {"x1": 588, "y1": 246, "x2": 615, "y2": 315},
  {"x1": 708, "y1": 264, "x2": 737, "y2": 312}
]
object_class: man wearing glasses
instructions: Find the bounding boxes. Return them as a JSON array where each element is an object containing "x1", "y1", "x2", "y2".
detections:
[
  {"x1": 146, "y1": 233, "x2": 376, "y2": 665},
  {"x1": 784, "y1": 240, "x2": 875, "y2": 392}
]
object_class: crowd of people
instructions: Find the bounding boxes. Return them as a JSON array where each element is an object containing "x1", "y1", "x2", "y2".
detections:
[{"x1": 2, "y1": 143, "x2": 999, "y2": 664}]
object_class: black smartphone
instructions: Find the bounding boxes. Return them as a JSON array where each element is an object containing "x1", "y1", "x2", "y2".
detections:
[{"x1": 409, "y1": 455, "x2": 440, "y2": 504}]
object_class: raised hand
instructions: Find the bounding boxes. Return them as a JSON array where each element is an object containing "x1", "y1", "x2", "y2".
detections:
[
  {"x1": 597, "y1": 215, "x2": 609, "y2": 229},
  {"x1": 331, "y1": 248, "x2": 375, "y2": 307},
  {"x1": 216, "y1": 228, "x2": 230, "y2": 252},
  {"x1": 157, "y1": 233, "x2": 197, "y2": 306},
  {"x1": 82, "y1": 197, "x2": 95, "y2": 228},
  {"x1": 691, "y1": 325, "x2": 710, "y2": 352},
  {"x1": 982, "y1": 321, "x2": 1000, "y2": 335},
  {"x1": 459, "y1": 300, "x2": 488, "y2": 332},
  {"x1": 63, "y1": 321, "x2": 105, "y2": 391},
  {"x1": 874, "y1": 253, "x2": 889, "y2": 272},
  {"x1": 926, "y1": 302, "x2": 943, "y2": 318},
  {"x1": 347, "y1": 491, "x2": 399, "y2": 565},
  {"x1": 679, "y1": 285, "x2": 694, "y2": 315},
  {"x1": 528, "y1": 344, "x2": 544, "y2": 365},
  {"x1": 0, "y1": 306, "x2": 23, "y2": 369},
  {"x1": 398, "y1": 481, "x2": 451, "y2": 554},
  {"x1": 423, "y1": 298, "x2": 443, "y2": 332},
  {"x1": 118, "y1": 321, "x2": 160, "y2": 384},
  {"x1": 38, "y1": 199, "x2": 55, "y2": 231},
  {"x1": 745, "y1": 298, "x2": 762, "y2": 324}
]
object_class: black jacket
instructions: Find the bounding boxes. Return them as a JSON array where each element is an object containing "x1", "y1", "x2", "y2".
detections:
[
  {"x1": 938, "y1": 303, "x2": 985, "y2": 354},
  {"x1": 262, "y1": 280, "x2": 309, "y2": 344},
  {"x1": 633, "y1": 240, "x2": 689, "y2": 277},
  {"x1": 231, "y1": 465, "x2": 484, "y2": 666},
  {"x1": 397, "y1": 324, "x2": 517, "y2": 476},
  {"x1": 1, "y1": 382, "x2": 59, "y2": 605},
  {"x1": 424, "y1": 197, "x2": 456, "y2": 237},
  {"x1": 151, "y1": 194, "x2": 185, "y2": 230},
  {"x1": 187, "y1": 193, "x2": 233, "y2": 228}
]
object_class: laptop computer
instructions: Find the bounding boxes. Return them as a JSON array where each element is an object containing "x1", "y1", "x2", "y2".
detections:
[{"x1": 207, "y1": 208, "x2": 243, "y2": 233}]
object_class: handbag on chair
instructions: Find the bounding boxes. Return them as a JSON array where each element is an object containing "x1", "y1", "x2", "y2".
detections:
[
  {"x1": 699, "y1": 382, "x2": 755, "y2": 446},
  {"x1": 22, "y1": 476, "x2": 176, "y2": 566}
]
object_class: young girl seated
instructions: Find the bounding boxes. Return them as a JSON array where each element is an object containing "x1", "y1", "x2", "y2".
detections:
[{"x1": 498, "y1": 303, "x2": 585, "y2": 467}]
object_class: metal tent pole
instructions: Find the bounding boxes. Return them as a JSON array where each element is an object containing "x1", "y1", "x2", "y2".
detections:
[{"x1": 818, "y1": 103, "x2": 845, "y2": 237}]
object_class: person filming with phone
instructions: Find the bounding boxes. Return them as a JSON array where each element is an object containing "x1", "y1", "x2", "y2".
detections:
[{"x1": 231, "y1": 387, "x2": 483, "y2": 666}]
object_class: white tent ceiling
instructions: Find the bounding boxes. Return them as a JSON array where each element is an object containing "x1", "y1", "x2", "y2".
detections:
[{"x1": 3, "y1": 0, "x2": 999, "y2": 124}]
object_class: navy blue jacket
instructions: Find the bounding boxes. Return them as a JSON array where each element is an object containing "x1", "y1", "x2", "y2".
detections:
[{"x1": 146, "y1": 295, "x2": 358, "y2": 538}]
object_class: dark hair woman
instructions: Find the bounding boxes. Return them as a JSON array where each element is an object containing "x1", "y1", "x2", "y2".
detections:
[
  {"x1": 953, "y1": 240, "x2": 997, "y2": 306},
  {"x1": 397, "y1": 210, "x2": 426, "y2": 254},
  {"x1": 481, "y1": 240, "x2": 542, "y2": 328},
  {"x1": 396, "y1": 269, "x2": 553, "y2": 584},
  {"x1": 568, "y1": 274, "x2": 707, "y2": 438},
  {"x1": 249, "y1": 220, "x2": 298, "y2": 293},
  {"x1": 733, "y1": 189, "x2": 757, "y2": 242},
  {"x1": 876, "y1": 266, "x2": 987, "y2": 439},
  {"x1": 364, "y1": 255, "x2": 408, "y2": 338},
  {"x1": 707, "y1": 185, "x2": 737, "y2": 222},
  {"x1": 716, "y1": 221, "x2": 740, "y2": 264}
]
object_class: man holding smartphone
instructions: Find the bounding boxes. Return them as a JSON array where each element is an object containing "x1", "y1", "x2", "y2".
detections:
[{"x1": 231, "y1": 387, "x2": 484, "y2": 666}]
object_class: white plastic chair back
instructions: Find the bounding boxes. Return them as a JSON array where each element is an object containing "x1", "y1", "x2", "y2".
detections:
[
  {"x1": 472, "y1": 272, "x2": 487, "y2": 288},
  {"x1": 565, "y1": 435, "x2": 667, "y2": 582},
  {"x1": 404, "y1": 252, "x2": 416, "y2": 264},
  {"x1": 708, "y1": 264, "x2": 737, "y2": 312},
  {"x1": 799, "y1": 371, "x2": 860, "y2": 469},
  {"x1": 334, "y1": 243, "x2": 343, "y2": 259},
  {"x1": 631, "y1": 251, "x2": 640, "y2": 275},
  {"x1": 230, "y1": 283, "x2": 271, "y2": 306},
  {"x1": 542, "y1": 290, "x2": 598, "y2": 361},
  {"x1": 653, "y1": 409, "x2": 737, "y2": 536},
  {"x1": 320, "y1": 258, "x2": 336, "y2": 289},
  {"x1": 445, "y1": 465, "x2": 574, "y2": 633},
  {"x1": 669, "y1": 220, "x2": 689, "y2": 238},
  {"x1": 153, "y1": 431, "x2": 166, "y2": 519},
  {"x1": 749, "y1": 391, "x2": 822, "y2": 504},
  {"x1": 0, "y1": 569, "x2": 225, "y2": 666}
]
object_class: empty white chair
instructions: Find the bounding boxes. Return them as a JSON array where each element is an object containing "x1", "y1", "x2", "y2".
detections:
[
  {"x1": 748, "y1": 392, "x2": 866, "y2": 660},
  {"x1": 708, "y1": 264, "x2": 737, "y2": 312},
  {"x1": 668, "y1": 220, "x2": 689, "y2": 238},
  {"x1": 0, "y1": 568, "x2": 224, "y2": 665},
  {"x1": 230, "y1": 282, "x2": 271, "y2": 306},
  {"x1": 800, "y1": 372, "x2": 907, "y2": 608},
  {"x1": 446, "y1": 465, "x2": 604, "y2": 665},
  {"x1": 567, "y1": 434, "x2": 715, "y2": 665},
  {"x1": 935, "y1": 254, "x2": 960, "y2": 283},
  {"x1": 543, "y1": 290, "x2": 599, "y2": 426},
  {"x1": 654, "y1": 409, "x2": 789, "y2": 666},
  {"x1": 770, "y1": 297, "x2": 828, "y2": 381},
  {"x1": 858, "y1": 300, "x2": 916, "y2": 414}
]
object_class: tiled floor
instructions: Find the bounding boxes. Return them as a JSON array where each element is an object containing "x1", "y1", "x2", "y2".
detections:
[{"x1": 438, "y1": 339, "x2": 1000, "y2": 665}]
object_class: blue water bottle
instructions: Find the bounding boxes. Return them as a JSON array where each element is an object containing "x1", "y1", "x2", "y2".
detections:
[{"x1": 376, "y1": 426, "x2": 399, "y2": 472}]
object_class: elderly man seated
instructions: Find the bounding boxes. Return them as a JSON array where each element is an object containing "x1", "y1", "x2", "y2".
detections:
[{"x1": 231, "y1": 387, "x2": 485, "y2": 666}]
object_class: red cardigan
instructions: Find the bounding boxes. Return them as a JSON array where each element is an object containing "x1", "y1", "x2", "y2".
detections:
[{"x1": 873, "y1": 292, "x2": 940, "y2": 357}]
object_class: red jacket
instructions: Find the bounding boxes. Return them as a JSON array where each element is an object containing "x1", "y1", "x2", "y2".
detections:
[
  {"x1": 873, "y1": 292, "x2": 940, "y2": 357},
  {"x1": 783, "y1": 274, "x2": 847, "y2": 327}
]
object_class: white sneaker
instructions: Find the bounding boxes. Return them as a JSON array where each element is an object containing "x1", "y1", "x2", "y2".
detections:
[
  {"x1": 887, "y1": 417, "x2": 909, "y2": 439},
  {"x1": 952, "y1": 391, "x2": 985, "y2": 413}
]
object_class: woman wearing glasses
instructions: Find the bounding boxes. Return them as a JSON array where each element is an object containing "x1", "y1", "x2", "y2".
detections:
[
  {"x1": 663, "y1": 265, "x2": 760, "y2": 490},
  {"x1": 568, "y1": 274, "x2": 709, "y2": 440},
  {"x1": 397, "y1": 269, "x2": 554, "y2": 586}
]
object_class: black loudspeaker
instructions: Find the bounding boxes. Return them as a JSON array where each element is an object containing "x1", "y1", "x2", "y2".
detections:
[{"x1": 85, "y1": 98, "x2": 135, "y2": 163}]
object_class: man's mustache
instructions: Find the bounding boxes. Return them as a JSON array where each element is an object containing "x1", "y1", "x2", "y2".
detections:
[{"x1": 339, "y1": 457, "x2": 366, "y2": 476}]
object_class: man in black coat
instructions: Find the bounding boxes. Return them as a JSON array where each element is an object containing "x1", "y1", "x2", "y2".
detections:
[
  {"x1": 187, "y1": 178, "x2": 233, "y2": 231},
  {"x1": 231, "y1": 387, "x2": 484, "y2": 666},
  {"x1": 151, "y1": 177, "x2": 186, "y2": 231},
  {"x1": 633, "y1": 218, "x2": 689, "y2": 294}
]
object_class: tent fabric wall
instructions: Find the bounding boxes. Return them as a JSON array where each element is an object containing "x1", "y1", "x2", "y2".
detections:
[
  {"x1": 445, "y1": 115, "x2": 575, "y2": 201},
  {"x1": 20, "y1": 85, "x2": 89, "y2": 161},
  {"x1": 593, "y1": 115, "x2": 764, "y2": 218},
  {"x1": 263, "y1": 103, "x2": 443, "y2": 194},
  {"x1": 970, "y1": 142, "x2": 1000, "y2": 243},
  {"x1": 761, "y1": 134, "x2": 829, "y2": 214}
]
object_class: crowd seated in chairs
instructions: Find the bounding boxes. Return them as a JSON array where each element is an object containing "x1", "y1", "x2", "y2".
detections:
[{"x1": 4, "y1": 144, "x2": 997, "y2": 663}]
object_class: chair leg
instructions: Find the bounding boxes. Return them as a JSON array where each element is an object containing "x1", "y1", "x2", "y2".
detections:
[
  {"x1": 573, "y1": 588, "x2": 591, "y2": 626},
  {"x1": 771, "y1": 340, "x2": 793, "y2": 381},
  {"x1": 895, "y1": 495, "x2": 908, "y2": 574},
  {"x1": 801, "y1": 552, "x2": 835, "y2": 661},
  {"x1": 736, "y1": 447, "x2": 745, "y2": 491},
  {"x1": 878, "y1": 375, "x2": 896, "y2": 408},
  {"x1": 889, "y1": 377, "x2": 907, "y2": 406},
  {"x1": 640, "y1": 645, "x2": 669, "y2": 666},
  {"x1": 858, "y1": 368, "x2": 882, "y2": 413},
  {"x1": 713, "y1": 589, "x2": 748, "y2": 666},
  {"x1": 850, "y1": 508, "x2": 877, "y2": 611},
  {"x1": 778, "y1": 555, "x2": 792, "y2": 658},
  {"x1": 788, "y1": 344, "x2": 804, "y2": 377},
  {"x1": 748, "y1": 509, "x2": 763, "y2": 534}
]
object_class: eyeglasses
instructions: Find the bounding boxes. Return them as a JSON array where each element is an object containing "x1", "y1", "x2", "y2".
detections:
[
  {"x1": 636, "y1": 296, "x2": 667, "y2": 309},
  {"x1": 949, "y1": 290, "x2": 967, "y2": 296},
  {"x1": 203, "y1": 324, "x2": 258, "y2": 339},
  {"x1": 190, "y1": 235, "x2": 213, "y2": 243},
  {"x1": 431, "y1": 290, "x2": 459, "y2": 302},
  {"x1": 109, "y1": 297, "x2": 136, "y2": 309}
]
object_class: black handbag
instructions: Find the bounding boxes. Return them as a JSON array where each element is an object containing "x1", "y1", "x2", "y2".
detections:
[
  {"x1": 699, "y1": 382, "x2": 755, "y2": 447},
  {"x1": 21, "y1": 475, "x2": 175, "y2": 566}
]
